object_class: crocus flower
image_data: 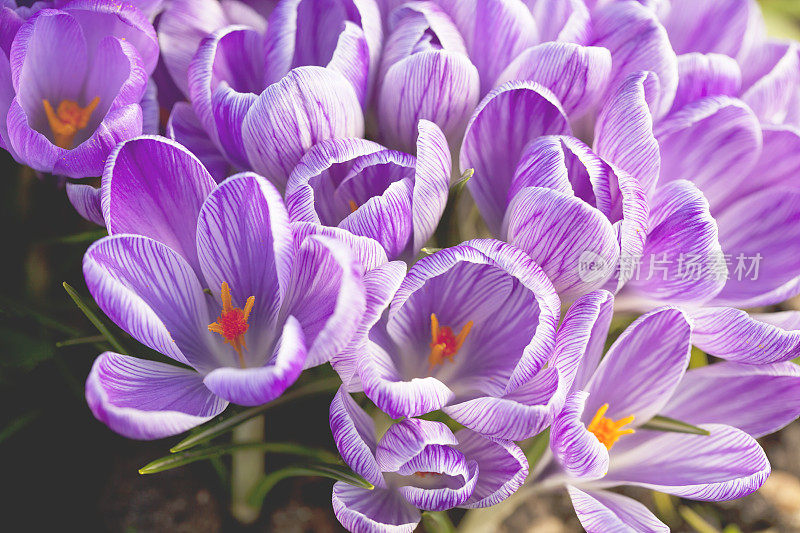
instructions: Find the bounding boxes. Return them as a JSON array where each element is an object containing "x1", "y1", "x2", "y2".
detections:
[
  {"x1": 345, "y1": 239, "x2": 618, "y2": 441},
  {"x1": 329, "y1": 388, "x2": 528, "y2": 532},
  {"x1": 82, "y1": 136, "x2": 368, "y2": 439},
  {"x1": 1, "y1": 1, "x2": 158, "y2": 178},
  {"x1": 285, "y1": 120, "x2": 451, "y2": 261},
  {"x1": 541, "y1": 306, "x2": 800, "y2": 532}
]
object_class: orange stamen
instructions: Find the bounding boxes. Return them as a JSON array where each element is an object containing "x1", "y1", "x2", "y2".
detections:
[
  {"x1": 349, "y1": 200, "x2": 359, "y2": 213},
  {"x1": 43, "y1": 97, "x2": 100, "y2": 149},
  {"x1": 208, "y1": 282, "x2": 256, "y2": 368},
  {"x1": 428, "y1": 313, "x2": 473, "y2": 370},
  {"x1": 586, "y1": 403, "x2": 635, "y2": 450}
]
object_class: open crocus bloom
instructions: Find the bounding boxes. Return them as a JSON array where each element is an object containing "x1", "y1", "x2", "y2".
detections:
[
  {"x1": 349, "y1": 240, "x2": 618, "y2": 441},
  {"x1": 83, "y1": 136, "x2": 368, "y2": 439},
  {"x1": 329, "y1": 388, "x2": 528, "y2": 532},
  {"x1": 2, "y1": 1, "x2": 158, "y2": 177},
  {"x1": 541, "y1": 306, "x2": 800, "y2": 532},
  {"x1": 285, "y1": 120, "x2": 451, "y2": 261}
]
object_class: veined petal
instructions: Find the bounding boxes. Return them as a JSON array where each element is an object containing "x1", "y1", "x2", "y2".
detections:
[
  {"x1": 689, "y1": 307, "x2": 800, "y2": 364},
  {"x1": 102, "y1": 136, "x2": 216, "y2": 273},
  {"x1": 525, "y1": 0, "x2": 590, "y2": 44},
  {"x1": 664, "y1": 361, "x2": 800, "y2": 438},
  {"x1": 411, "y1": 119, "x2": 450, "y2": 255},
  {"x1": 202, "y1": 315, "x2": 306, "y2": 406},
  {"x1": 505, "y1": 186, "x2": 620, "y2": 300},
  {"x1": 743, "y1": 42, "x2": 800, "y2": 125},
  {"x1": 376, "y1": 418, "x2": 458, "y2": 472},
  {"x1": 495, "y1": 42, "x2": 611, "y2": 119},
  {"x1": 584, "y1": 307, "x2": 691, "y2": 426},
  {"x1": 462, "y1": 81, "x2": 571, "y2": 235},
  {"x1": 66, "y1": 181, "x2": 104, "y2": 226},
  {"x1": 551, "y1": 392, "x2": 609, "y2": 480},
  {"x1": 567, "y1": 486, "x2": 669, "y2": 533},
  {"x1": 166, "y1": 102, "x2": 230, "y2": 182},
  {"x1": 455, "y1": 429, "x2": 528, "y2": 508},
  {"x1": 86, "y1": 352, "x2": 227, "y2": 440},
  {"x1": 330, "y1": 387, "x2": 384, "y2": 487},
  {"x1": 607, "y1": 424, "x2": 770, "y2": 501},
  {"x1": 377, "y1": 49, "x2": 479, "y2": 153},
  {"x1": 242, "y1": 66, "x2": 364, "y2": 190},
  {"x1": 672, "y1": 53, "x2": 742, "y2": 112},
  {"x1": 332, "y1": 483, "x2": 420, "y2": 533}
]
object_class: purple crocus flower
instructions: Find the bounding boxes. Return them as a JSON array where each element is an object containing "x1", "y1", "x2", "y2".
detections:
[
  {"x1": 329, "y1": 388, "x2": 528, "y2": 531},
  {"x1": 285, "y1": 120, "x2": 451, "y2": 261},
  {"x1": 82, "y1": 136, "x2": 369, "y2": 439},
  {"x1": 541, "y1": 305, "x2": 800, "y2": 532},
  {"x1": 344, "y1": 239, "x2": 618, "y2": 441},
  {"x1": 0, "y1": 1, "x2": 158, "y2": 178}
]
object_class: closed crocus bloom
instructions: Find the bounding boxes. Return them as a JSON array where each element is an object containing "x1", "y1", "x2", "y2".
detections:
[
  {"x1": 542, "y1": 307, "x2": 800, "y2": 532},
  {"x1": 376, "y1": 1, "x2": 479, "y2": 152},
  {"x1": 82, "y1": 136, "x2": 370, "y2": 439},
  {"x1": 329, "y1": 388, "x2": 528, "y2": 532},
  {"x1": 285, "y1": 120, "x2": 451, "y2": 261},
  {"x1": 2, "y1": 1, "x2": 158, "y2": 178}
]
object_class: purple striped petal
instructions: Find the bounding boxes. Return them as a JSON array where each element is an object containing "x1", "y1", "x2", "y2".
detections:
[
  {"x1": 462, "y1": 82, "x2": 571, "y2": 234},
  {"x1": 101, "y1": 136, "x2": 215, "y2": 273},
  {"x1": 495, "y1": 42, "x2": 612, "y2": 119},
  {"x1": 434, "y1": 0, "x2": 538, "y2": 94},
  {"x1": 624, "y1": 180, "x2": 725, "y2": 305},
  {"x1": 377, "y1": 49, "x2": 479, "y2": 153},
  {"x1": 455, "y1": 429, "x2": 528, "y2": 508},
  {"x1": 664, "y1": 361, "x2": 800, "y2": 438},
  {"x1": 505, "y1": 186, "x2": 620, "y2": 299},
  {"x1": 568, "y1": 486, "x2": 669, "y2": 533},
  {"x1": 655, "y1": 96, "x2": 762, "y2": 204},
  {"x1": 242, "y1": 66, "x2": 364, "y2": 190},
  {"x1": 86, "y1": 351, "x2": 227, "y2": 440},
  {"x1": 166, "y1": 102, "x2": 230, "y2": 182},
  {"x1": 394, "y1": 445, "x2": 476, "y2": 510},
  {"x1": 590, "y1": 0, "x2": 677, "y2": 118},
  {"x1": 66, "y1": 181, "x2": 104, "y2": 226},
  {"x1": 376, "y1": 418, "x2": 458, "y2": 472},
  {"x1": 202, "y1": 315, "x2": 306, "y2": 406},
  {"x1": 332, "y1": 483, "x2": 420, "y2": 533},
  {"x1": 282, "y1": 234, "x2": 366, "y2": 368},
  {"x1": 327, "y1": 21, "x2": 370, "y2": 104},
  {"x1": 689, "y1": 307, "x2": 800, "y2": 364},
  {"x1": 593, "y1": 72, "x2": 660, "y2": 195},
  {"x1": 443, "y1": 367, "x2": 558, "y2": 440},
  {"x1": 662, "y1": 0, "x2": 764, "y2": 61},
  {"x1": 584, "y1": 307, "x2": 690, "y2": 426},
  {"x1": 743, "y1": 42, "x2": 800, "y2": 125},
  {"x1": 83, "y1": 235, "x2": 221, "y2": 371},
  {"x1": 330, "y1": 387, "x2": 384, "y2": 487},
  {"x1": 525, "y1": 0, "x2": 590, "y2": 43},
  {"x1": 607, "y1": 424, "x2": 770, "y2": 501},
  {"x1": 411, "y1": 119, "x2": 450, "y2": 254},
  {"x1": 551, "y1": 392, "x2": 609, "y2": 480},
  {"x1": 672, "y1": 53, "x2": 742, "y2": 113},
  {"x1": 196, "y1": 173, "x2": 294, "y2": 363},
  {"x1": 712, "y1": 187, "x2": 800, "y2": 307}
]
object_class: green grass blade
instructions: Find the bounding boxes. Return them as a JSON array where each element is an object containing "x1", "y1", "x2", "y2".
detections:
[
  {"x1": 248, "y1": 463, "x2": 373, "y2": 507},
  {"x1": 62, "y1": 282, "x2": 127, "y2": 354},
  {"x1": 641, "y1": 415, "x2": 710, "y2": 436}
]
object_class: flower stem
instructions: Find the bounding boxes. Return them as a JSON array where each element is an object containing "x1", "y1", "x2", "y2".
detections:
[{"x1": 230, "y1": 415, "x2": 265, "y2": 524}]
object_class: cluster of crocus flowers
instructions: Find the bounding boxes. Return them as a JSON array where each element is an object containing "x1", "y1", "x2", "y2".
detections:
[{"x1": 5, "y1": 0, "x2": 800, "y2": 531}]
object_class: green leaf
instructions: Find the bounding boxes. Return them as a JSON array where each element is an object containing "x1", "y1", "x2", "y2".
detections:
[
  {"x1": 421, "y1": 511, "x2": 456, "y2": 533},
  {"x1": 139, "y1": 441, "x2": 340, "y2": 474},
  {"x1": 0, "y1": 410, "x2": 40, "y2": 445},
  {"x1": 420, "y1": 247, "x2": 443, "y2": 256},
  {"x1": 62, "y1": 282, "x2": 127, "y2": 355},
  {"x1": 56, "y1": 334, "x2": 107, "y2": 348},
  {"x1": 44, "y1": 229, "x2": 108, "y2": 245},
  {"x1": 524, "y1": 428, "x2": 550, "y2": 468},
  {"x1": 170, "y1": 377, "x2": 342, "y2": 452},
  {"x1": 248, "y1": 463, "x2": 373, "y2": 507},
  {"x1": 0, "y1": 327, "x2": 55, "y2": 372},
  {"x1": 641, "y1": 415, "x2": 710, "y2": 436},
  {"x1": 678, "y1": 506, "x2": 721, "y2": 533}
]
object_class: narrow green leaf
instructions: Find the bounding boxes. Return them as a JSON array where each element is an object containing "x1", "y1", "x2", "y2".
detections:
[
  {"x1": 525, "y1": 428, "x2": 550, "y2": 468},
  {"x1": 44, "y1": 229, "x2": 108, "y2": 245},
  {"x1": 248, "y1": 463, "x2": 373, "y2": 507},
  {"x1": 421, "y1": 511, "x2": 456, "y2": 533},
  {"x1": 62, "y1": 282, "x2": 127, "y2": 354},
  {"x1": 0, "y1": 410, "x2": 40, "y2": 445},
  {"x1": 420, "y1": 247, "x2": 443, "y2": 256},
  {"x1": 641, "y1": 415, "x2": 710, "y2": 436},
  {"x1": 170, "y1": 377, "x2": 342, "y2": 452},
  {"x1": 678, "y1": 506, "x2": 720, "y2": 533},
  {"x1": 56, "y1": 334, "x2": 107, "y2": 347},
  {"x1": 139, "y1": 441, "x2": 340, "y2": 474}
]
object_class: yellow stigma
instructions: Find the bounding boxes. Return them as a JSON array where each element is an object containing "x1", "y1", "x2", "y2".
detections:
[
  {"x1": 428, "y1": 313, "x2": 473, "y2": 370},
  {"x1": 42, "y1": 96, "x2": 100, "y2": 149},
  {"x1": 207, "y1": 282, "x2": 255, "y2": 368},
  {"x1": 587, "y1": 403, "x2": 635, "y2": 450}
]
